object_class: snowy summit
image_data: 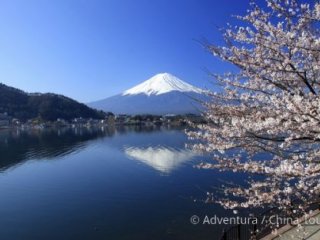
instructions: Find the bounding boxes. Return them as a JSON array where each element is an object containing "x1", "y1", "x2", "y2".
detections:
[
  {"x1": 88, "y1": 73, "x2": 207, "y2": 115},
  {"x1": 122, "y1": 73, "x2": 203, "y2": 96}
]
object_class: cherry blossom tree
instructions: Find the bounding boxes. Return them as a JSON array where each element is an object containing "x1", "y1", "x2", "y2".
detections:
[{"x1": 188, "y1": 0, "x2": 320, "y2": 216}]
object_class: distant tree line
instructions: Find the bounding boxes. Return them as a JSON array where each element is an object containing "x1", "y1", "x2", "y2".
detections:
[{"x1": 0, "y1": 83, "x2": 106, "y2": 121}]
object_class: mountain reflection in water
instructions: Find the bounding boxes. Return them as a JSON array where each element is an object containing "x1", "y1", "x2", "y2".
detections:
[
  {"x1": 0, "y1": 126, "x2": 243, "y2": 240},
  {"x1": 0, "y1": 126, "x2": 191, "y2": 172},
  {"x1": 125, "y1": 146, "x2": 196, "y2": 173}
]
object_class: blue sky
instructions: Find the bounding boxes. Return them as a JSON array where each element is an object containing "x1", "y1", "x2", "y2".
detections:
[{"x1": 0, "y1": 0, "x2": 257, "y2": 102}]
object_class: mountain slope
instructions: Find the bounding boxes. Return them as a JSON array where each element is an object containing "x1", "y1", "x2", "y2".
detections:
[
  {"x1": 122, "y1": 73, "x2": 203, "y2": 96},
  {"x1": 0, "y1": 83, "x2": 106, "y2": 121},
  {"x1": 89, "y1": 73, "x2": 206, "y2": 115}
]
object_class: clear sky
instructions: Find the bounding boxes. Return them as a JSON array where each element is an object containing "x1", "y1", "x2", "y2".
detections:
[{"x1": 0, "y1": 0, "x2": 259, "y2": 102}]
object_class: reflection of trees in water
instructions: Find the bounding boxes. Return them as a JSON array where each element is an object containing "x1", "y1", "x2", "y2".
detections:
[
  {"x1": 0, "y1": 127, "x2": 114, "y2": 171},
  {"x1": 0, "y1": 125, "x2": 185, "y2": 172},
  {"x1": 115, "y1": 125, "x2": 185, "y2": 135}
]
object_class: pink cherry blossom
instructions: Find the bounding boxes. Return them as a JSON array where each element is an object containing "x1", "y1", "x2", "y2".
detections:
[{"x1": 188, "y1": 0, "x2": 320, "y2": 214}]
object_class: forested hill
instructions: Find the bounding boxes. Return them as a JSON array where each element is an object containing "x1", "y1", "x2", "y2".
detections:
[{"x1": 0, "y1": 83, "x2": 106, "y2": 121}]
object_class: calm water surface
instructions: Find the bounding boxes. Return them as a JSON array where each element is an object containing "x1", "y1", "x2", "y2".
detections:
[{"x1": 0, "y1": 126, "x2": 248, "y2": 240}]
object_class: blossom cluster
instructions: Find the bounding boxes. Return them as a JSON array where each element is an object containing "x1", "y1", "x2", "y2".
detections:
[{"x1": 188, "y1": 0, "x2": 320, "y2": 212}]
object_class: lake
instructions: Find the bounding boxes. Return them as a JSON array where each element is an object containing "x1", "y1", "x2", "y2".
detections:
[{"x1": 0, "y1": 126, "x2": 248, "y2": 240}]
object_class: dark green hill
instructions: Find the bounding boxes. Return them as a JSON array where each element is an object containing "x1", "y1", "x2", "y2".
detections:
[{"x1": 0, "y1": 83, "x2": 106, "y2": 121}]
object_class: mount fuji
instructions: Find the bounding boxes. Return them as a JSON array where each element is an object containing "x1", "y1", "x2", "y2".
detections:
[{"x1": 88, "y1": 73, "x2": 207, "y2": 115}]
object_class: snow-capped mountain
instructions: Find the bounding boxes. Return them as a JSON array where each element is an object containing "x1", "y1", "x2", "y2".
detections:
[
  {"x1": 122, "y1": 73, "x2": 203, "y2": 96},
  {"x1": 88, "y1": 73, "x2": 206, "y2": 115}
]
